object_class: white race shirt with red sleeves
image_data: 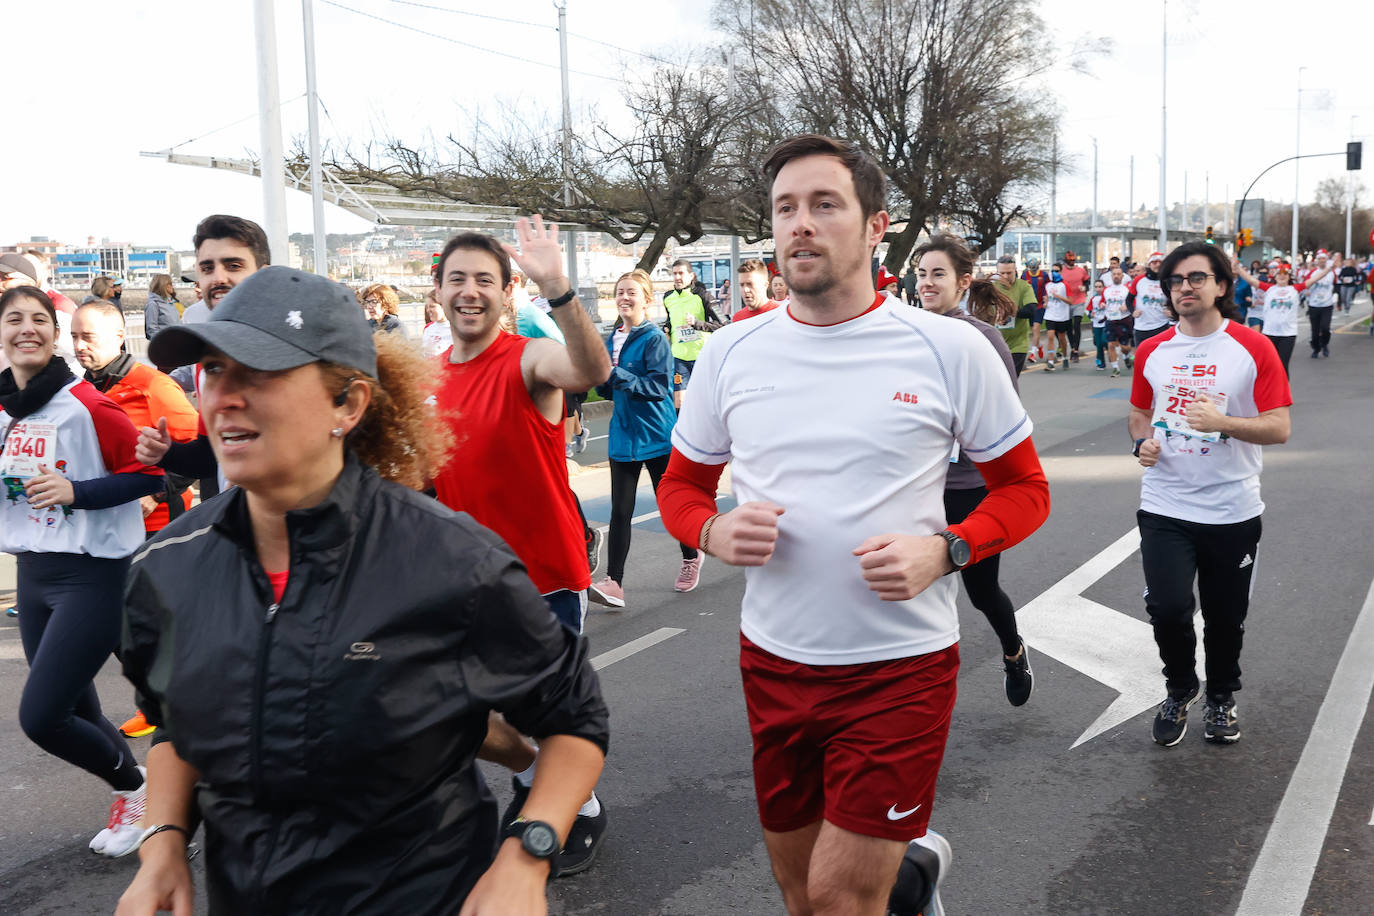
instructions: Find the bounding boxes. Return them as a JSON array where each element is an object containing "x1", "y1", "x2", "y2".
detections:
[
  {"x1": 1130, "y1": 275, "x2": 1171, "y2": 331},
  {"x1": 1130, "y1": 321, "x2": 1292, "y2": 524},
  {"x1": 0, "y1": 378, "x2": 148, "y2": 557},
  {"x1": 1254, "y1": 281, "x2": 1305, "y2": 337},
  {"x1": 672, "y1": 295, "x2": 1032, "y2": 665}
]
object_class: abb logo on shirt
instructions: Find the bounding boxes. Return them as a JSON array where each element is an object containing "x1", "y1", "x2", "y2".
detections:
[{"x1": 891, "y1": 391, "x2": 920, "y2": 404}]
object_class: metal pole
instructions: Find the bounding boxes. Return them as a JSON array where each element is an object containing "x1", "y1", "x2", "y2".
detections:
[
  {"x1": 1050, "y1": 135, "x2": 1057, "y2": 262},
  {"x1": 1293, "y1": 66, "x2": 1305, "y2": 259},
  {"x1": 302, "y1": 0, "x2": 327, "y2": 276},
  {"x1": 1183, "y1": 171, "x2": 1188, "y2": 230},
  {"x1": 1158, "y1": 0, "x2": 1168, "y2": 252},
  {"x1": 1204, "y1": 171, "x2": 1209, "y2": 233},
  {"x1": 557, "y1": 0, "x2": 577, "y2": 293},
  {"x1": 1129, "y1": 154, "x2": 1134, "y2": 228},
  {"x1": 1346, "y1": 116, "x2": 1357, "y2": 256},
  {"x1": 253, "y1": 0, "x2": 289, "y2": 262},
  {"x1": 727, "y1": 49, "x2": 740, "y2": 315}
]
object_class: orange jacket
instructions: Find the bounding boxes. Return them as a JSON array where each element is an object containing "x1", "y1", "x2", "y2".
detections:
[{"x1": 104, "y1": 363, "x2": 200, "y2": 532}]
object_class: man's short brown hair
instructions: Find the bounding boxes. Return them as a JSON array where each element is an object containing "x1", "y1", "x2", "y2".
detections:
[
  {"x1": 762, "y1": 134, "x2": 887, "y2": 219},
  {"x1": 737, "y1": 258, "x2": 770, "y2": 278},
  {"x1": 435, "y1": 232, "x2": 511, "y2": 289}
]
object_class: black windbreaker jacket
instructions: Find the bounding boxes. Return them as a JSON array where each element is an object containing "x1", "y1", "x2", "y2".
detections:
[{"x1": 122, "y1": 456, "x2": 609, "y2": 914}]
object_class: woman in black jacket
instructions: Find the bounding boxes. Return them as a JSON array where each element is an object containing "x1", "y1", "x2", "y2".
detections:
[{"x1": 117, "y1": 267, "x2": 608, "y2": 916}]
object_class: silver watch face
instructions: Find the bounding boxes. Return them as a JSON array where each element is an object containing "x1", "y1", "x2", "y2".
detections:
[
  {"x1": 523, "y1": 822, "x2": 559, "y2": 858},
  {"x1": 950, "y1": 538, "x2": 971, "y2": 567}
]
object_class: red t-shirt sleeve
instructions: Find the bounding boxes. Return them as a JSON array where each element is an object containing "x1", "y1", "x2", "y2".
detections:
[
  {"x1": 1128, "y1": 335, "x2": 1168, "y2": 410},
  {"x1": 656, "y1": 448, "x2": 726, "y2": 548},
  {"x1": 71, "y1": 382, "x2": 164, "y2": 477},
  {"x1": 1229, "y1": 326, "x2": 1294, "y2": 411},
  {"x1": 947, "y1": 437, "x2": 1049, "y2": 565}
]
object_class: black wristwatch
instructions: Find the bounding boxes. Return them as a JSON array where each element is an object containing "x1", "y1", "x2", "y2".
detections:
[
  {"x1": 938, "y1": 529, "x2": 972, "y2": 572},
  {"x1": 502, "y1": 818, "x2": 560, "y2": 877},
  {"x1": 1132, "y1": 437, "x2": 1147, "y2": 457},
  {"x1": 545, "y1": 287, "x2": 576, "y2": 309}
]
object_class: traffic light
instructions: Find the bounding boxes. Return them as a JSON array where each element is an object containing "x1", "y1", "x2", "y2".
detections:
[
  {"x1": 1236, "y1": 228, "x2": 1254, "y2": 250},
  {"x1": 1205, "y1": 225, "x2": 1214, "y2": 244},
  {"x1": 1348, "y1": 141, "x2": 1363, "y2": 171}
]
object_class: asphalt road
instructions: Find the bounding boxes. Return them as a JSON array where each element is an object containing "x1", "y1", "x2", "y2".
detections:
[{"x1": 2, "y1": 306, "x2": 1372, "y2": 915}]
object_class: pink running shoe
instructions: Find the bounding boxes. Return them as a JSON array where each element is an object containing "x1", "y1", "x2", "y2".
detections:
[
  {"x1": 675, "y1": 555, "x2": 703, "y2": 593},
  {"x1": 588, "y1": 576, "x2": 625, "y2": 608}
]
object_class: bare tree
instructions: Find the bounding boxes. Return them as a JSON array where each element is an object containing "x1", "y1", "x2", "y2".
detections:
[{"x1": 721, "y1": 0, "x2": 1075, "y2": 269}]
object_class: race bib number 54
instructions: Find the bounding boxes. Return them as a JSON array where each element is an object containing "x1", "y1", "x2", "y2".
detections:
[
  {"x1": 1151, "y1": 385, "x2": 1229, "y2": 443},
  {"x1": 1, "y1": 421, "x2": 57, "y2": 478}
]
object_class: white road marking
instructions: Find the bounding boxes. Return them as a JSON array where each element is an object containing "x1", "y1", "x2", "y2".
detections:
[
  {"x1": 593, "y1": 490, "x2": 729, "y2": 537},
  {"x1": 1235, "y1": 573, "x2": 1374, "y2": 915},
  {"x1": 1016, "y1": 527, "x2": 1205, "y2": 748},
  {"x1": 591, "y1": 627, "x2": 685, "y2": 671}
]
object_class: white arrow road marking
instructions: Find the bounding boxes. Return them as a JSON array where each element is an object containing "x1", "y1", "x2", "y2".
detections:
[
  {"x1": 1017, "y1": 527, "x2": 1205, "y2": 749},
  {"x1": 591, "y1": 627, "x2": 685, "y2": 671},
  {"x1": 1236, "y1": 573, "x2": 1374, "y2": 915}
]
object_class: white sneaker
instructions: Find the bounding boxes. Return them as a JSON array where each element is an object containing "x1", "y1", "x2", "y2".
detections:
[{"x1": 91, "y1": 766, "x2": 147, "y2": 857}]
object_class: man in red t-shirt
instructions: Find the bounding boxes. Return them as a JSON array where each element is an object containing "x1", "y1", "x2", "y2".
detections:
[
  {"x1": 429, "y1": 217, "x2": 612, "y2": 876},
  {"x1": 732, "y1": 258, "x2": 781, "y2": 321}
]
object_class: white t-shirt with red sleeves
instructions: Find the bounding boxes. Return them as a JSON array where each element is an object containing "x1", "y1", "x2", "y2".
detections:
[
  {"x1": 672, "y1": 296, "x2": 1032, "y2": 665},
  {"x1": 1306, "y1": 270, "x2": 1335, "y2": 307},
  {"x1": 1255, "y1": 281, "x2": 1304, "y2": 337},
  {"x1": 1130, "y1": 275, "x2": 1171, "y2": 330},
  {"x1": 1130, "y1": 321, "x2": 1292, "y2": 524},
  {"x1": 0, "y1": 378, "x2": 148, "y2": 557}
]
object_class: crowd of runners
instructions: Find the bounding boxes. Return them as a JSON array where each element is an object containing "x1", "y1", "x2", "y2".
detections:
[{"x1": 0, "y1": 126, "x2": 1355, "y2": 915}]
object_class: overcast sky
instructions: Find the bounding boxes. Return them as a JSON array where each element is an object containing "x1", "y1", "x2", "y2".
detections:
[{"x1": 7, "y1": 0, "x2": 1372, "y2": 249}]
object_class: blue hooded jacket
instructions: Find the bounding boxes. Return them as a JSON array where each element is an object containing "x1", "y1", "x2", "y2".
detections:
[{"x1": 595, "y1": 321, "x2": 677, "y2": 462}]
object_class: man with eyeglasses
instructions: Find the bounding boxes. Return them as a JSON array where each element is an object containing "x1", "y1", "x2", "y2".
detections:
[{"x1": 1128, "y1": 241, "x2": 1291, "y2": 748}]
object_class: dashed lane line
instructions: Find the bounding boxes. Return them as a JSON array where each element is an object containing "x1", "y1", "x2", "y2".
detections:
[{"x1": 590, "y1": 627, "x2": 686, "y2": 671}]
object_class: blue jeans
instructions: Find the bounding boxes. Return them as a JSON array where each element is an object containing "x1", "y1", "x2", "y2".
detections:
[{"x1": 544, "y1": 589, "x2": 588, "y2": 634}]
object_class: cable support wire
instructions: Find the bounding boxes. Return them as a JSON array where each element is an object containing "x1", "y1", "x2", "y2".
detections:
[
  {"x1": 389, "y1": 0, "x2": 677, "y2": 65},
  {"x1": 322, "y1": 0, "x2": 621, "y2": 82}
]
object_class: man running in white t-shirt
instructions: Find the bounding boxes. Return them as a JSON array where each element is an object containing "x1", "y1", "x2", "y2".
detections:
[
  {"x1": 1129, "y1": 241, "x2": 1292, "y2": 747},
  {"x1": 1100, "y1": 264, "x2": 1135, "y2": 377},
  {"x1": 1130, "y1": 251, "x2": 1172, "y2": 346},
  {"x1": 656, "y1": 134, "x2": 1050, "y2": 916}
]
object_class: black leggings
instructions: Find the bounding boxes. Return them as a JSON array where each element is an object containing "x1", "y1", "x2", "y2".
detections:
[
  {"x1": 608, "y1": 454, "x2": 696, "y2": 583},
  {"x1": 17, "y1": 552, "x2": 142, "y2": 790},
  {"x1": 1308, "y1": 306, "x2": 1333, "y2": 353},
  {"x1": 944, "y1": 487, "x2": 1021, "y2": 656},
  {"x1": 1266, "y1": 334, "x2": 1296, "y2": 377}
]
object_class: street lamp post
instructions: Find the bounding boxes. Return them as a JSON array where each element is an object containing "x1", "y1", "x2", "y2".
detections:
[{"x1": 1292, "y1": 66, "x2": 1305, "y2": 259}]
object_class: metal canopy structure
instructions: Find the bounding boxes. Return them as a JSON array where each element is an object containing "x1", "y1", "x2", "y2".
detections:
[{"x1": 140, "y1": 150, "x2": 529, "y2": 230}]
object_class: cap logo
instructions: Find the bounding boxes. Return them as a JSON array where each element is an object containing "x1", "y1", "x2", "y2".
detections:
[{"x1": 286, "y1": 310, "x2": 304, "y2": 330}]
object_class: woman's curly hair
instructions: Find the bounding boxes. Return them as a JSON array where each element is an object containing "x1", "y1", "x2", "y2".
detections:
[{"x1": 320, "y1": 332, "x2": 452, "y2": 489}]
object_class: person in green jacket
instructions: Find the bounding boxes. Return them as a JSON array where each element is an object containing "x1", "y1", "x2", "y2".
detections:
[
  {"x1": 993, "y1": 255, "x2": 1038, "y2": 376},
  {"x1": 662, "y1": 259, "x2": 725, "y2": 408}
]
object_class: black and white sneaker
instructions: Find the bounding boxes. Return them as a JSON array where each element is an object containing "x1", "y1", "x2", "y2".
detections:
[
  {"x1": 1151, "y1": 685, "x2": 1200, "y2": 747},
  {"x1": 556, "y1": 802, "x2": 608, "y2": 877},
  {"x1": 1003, "y1": 640, "x2": 1033, "y2": 707},
  {"x1": 1203, "y1": 695, "x2": 1240, "y2": 744},
  {"x1": 888, "y1": 829, "x2": 951, "y2": 916},
  {"x1": 586, "y1": 527, "x2": 605, "y2": 577}
]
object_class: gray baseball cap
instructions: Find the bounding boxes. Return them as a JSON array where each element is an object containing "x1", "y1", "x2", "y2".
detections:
[
  {"x1": 149, "y1": 266, "x2": 377, "y2": 377},
  {"x1": 0, "y1": 252, "x2": 38, "y2": 282}
]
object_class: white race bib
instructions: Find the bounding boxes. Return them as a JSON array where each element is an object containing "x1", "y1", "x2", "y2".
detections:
[
  {"x1": 1, "y1": 421, "x2": 57, "y2": 479},
  {"x1": 677, "y1": 326, "x2": 702, "y2": 343},
  {"x1": 1151, "y1": 385, "x2": 1229, "y2": 443}
]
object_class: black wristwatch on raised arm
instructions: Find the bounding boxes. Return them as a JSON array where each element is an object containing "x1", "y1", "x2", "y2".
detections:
[{"x1": 1133, "y1": 437, "x2": 1147, "y2": 458}]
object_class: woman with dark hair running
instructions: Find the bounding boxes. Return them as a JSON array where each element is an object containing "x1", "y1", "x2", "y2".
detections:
[
  {"x1": 0, "y1": 285, "x2": 165, "y2": 857},
  {"x1": 914, "y1": 237, "x2": 1035, "y2": 705}
]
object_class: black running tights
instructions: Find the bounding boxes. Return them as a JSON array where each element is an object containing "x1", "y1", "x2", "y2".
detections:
[
  {"x1": 608, "y1": 454, "x2": 696, "y2": 584},
  {"x1": 944, "y1": 487, "x2": 1021, "y2": 656},
  {"x1": 17, "y1": 552, "x2": 142, "y2": 790}
]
